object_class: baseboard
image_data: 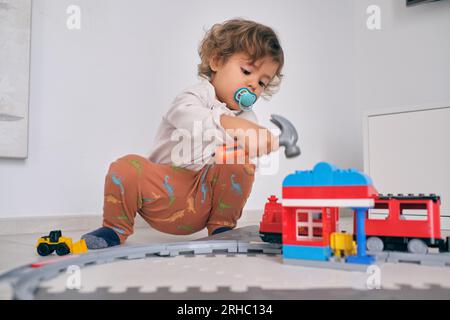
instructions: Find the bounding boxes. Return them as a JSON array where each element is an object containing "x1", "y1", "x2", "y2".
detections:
[
  {"x1": 0, "y1": 210, "x2": 264, "y2": 236},
  {"x1": 4, "y1": 208, "x2": 443, "y2": 236},
  {"x1": 0, "y1": 214, "x2": 147, "y2": 236},
  {"x1": 0, "y1": 214, "x2": 94, "y2": 236}
]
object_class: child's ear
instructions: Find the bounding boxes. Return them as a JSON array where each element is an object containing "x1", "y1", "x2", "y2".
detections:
[{"x1": 209, "y1": 54, "x2": 221, "y2": 72}]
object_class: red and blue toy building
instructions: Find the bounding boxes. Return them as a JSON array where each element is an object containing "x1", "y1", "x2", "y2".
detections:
[{"x1": 280, "y1": 162, "x2": 378, "y2": 265}]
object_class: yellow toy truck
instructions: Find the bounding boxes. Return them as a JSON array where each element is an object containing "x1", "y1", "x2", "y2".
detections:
[{"x1": 36, "y1": 230, "x2": 88, "y2": 256}]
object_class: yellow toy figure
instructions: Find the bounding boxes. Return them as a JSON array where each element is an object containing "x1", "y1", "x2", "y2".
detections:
[
  {"x1": 330, "y1": 232, "x2": 357, "y2": 259},
  {"x1": 36, "y1": 230, "x2": 88, "y2": 256}
]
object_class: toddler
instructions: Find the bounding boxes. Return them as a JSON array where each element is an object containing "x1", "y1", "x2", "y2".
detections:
[{"x1": 82, "y1": 18, "x2": 285, "y2": 249}]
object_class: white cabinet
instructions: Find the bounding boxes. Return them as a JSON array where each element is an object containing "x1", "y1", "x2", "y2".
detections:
[{"x1": 363, "y1": 106, "x2": 450, "y2": 229}]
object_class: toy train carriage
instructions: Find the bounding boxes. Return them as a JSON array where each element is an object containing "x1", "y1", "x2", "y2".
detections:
[{"x1": 360, "y1": 194, "x2": 450, "y2": 253}]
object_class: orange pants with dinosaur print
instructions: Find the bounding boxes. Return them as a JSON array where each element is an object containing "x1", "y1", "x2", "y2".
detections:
[{"x1": 102, "y1": 154, "x2": 256, "y2": 244}]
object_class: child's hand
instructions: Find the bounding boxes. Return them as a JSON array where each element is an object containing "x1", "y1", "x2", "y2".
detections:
[
  {"x1": 214, "y1": 142, "x2": 252, "y2": 164},
  {"x1": 268, "y1": 130, "x2": 280, "y2": 154},
  {"x1": 220, "y1": 115, "x2": 280, "y2": 159},
  {"x1": 249, "y1": 129, "x2": 279, "y2": 158}
]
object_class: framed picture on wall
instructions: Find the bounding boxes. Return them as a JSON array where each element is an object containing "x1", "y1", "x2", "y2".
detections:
[{"x1": 0, "y1": 0, "x2": 32, "y2": 159}]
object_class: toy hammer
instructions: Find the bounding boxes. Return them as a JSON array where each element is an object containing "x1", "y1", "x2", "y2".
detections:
[{"x1": 270, "y1": 114, "x2": 301, "y2": 158}]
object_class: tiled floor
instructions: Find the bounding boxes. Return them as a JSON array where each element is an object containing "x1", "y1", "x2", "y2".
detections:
[{"x1": 1, "y1": 218, "x2": 450, "y2": 299}]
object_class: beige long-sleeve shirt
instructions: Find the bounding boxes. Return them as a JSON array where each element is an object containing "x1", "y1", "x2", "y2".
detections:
[{"x1": 148, "y1": 77, "x2": 258, "y2": 171}]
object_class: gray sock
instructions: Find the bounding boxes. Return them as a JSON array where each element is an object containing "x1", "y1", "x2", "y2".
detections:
[
  {"x1": 81, "y1": 226, "x2": 121, "y2": 249},
  {"x1": 81, "y1": 234, "x2": 109, "y2": 249}
]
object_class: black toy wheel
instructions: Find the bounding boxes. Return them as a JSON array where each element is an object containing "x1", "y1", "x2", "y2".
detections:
[
  {"x1": 260, "y1": 232, "x2": 282, "y2": 244},
  {"x1": 37, "y1": 243, "x2": 52, "y2": 256},
  {"x1": 56, "y1": 243, "x2": 70, "y2": 256}
]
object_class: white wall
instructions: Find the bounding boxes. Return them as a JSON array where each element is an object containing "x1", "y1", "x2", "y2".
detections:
[
  {"x1": 354, "y1": 0, "x2": 450, "y2": 220},
  {"x1": 354, "y1": 0, "x2": 450, "y2": 142},
  {"x1": 0, "y1": 0, "x2": 357, "y2": 219}
]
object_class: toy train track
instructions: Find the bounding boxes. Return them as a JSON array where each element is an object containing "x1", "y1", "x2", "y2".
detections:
[
  {"x1": 1, "y1": 226, "x2": 450, "y2": 300},
  {"x1": 0, "y1": 238, "x2": 280, "y2": 300}
]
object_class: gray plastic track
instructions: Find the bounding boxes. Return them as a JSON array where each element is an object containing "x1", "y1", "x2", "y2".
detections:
[
  {"x1": 1, "y1": 225, "x2": 450, "y2": 300},
  {"x1": 35, "y1": 284, "x2": 450, "y2": 300},
  {"x1": 9, "y1": 240, "x2": 272, "y2": 300}
]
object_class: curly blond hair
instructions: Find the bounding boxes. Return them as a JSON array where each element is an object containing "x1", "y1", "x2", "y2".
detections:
[{"x1": 198, "y1": 18, "x2": 284, "y2": 99}]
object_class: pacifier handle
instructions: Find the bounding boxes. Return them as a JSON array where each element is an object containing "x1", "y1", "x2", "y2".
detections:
[{"x1": 234, "y1": 87, "x2": 257, "y2": 112}]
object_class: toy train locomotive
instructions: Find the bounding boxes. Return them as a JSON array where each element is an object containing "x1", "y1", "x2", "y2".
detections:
[{"x1": 259, "y1": 193, "x2": 450, "y2": 254}]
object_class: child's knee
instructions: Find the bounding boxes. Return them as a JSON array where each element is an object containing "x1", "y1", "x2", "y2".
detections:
[
  {"x1": 108, "y1": 154, "x2": 146, "y2": 180},
  {"x1": 118, "y1": 154, "x2": 147, "y2": 162}
]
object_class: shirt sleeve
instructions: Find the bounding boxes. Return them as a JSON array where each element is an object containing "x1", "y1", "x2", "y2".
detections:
[
  {"x1": 236, "y1": 110, "x2": 259, "y2": 124},
  {"x1": 164, "y1": 91, "x2": 237, "y2": 147}
]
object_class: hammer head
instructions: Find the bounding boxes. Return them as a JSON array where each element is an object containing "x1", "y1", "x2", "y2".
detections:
[{"x1": 270, "y1": 114, "x2": 301, "y2": 158}]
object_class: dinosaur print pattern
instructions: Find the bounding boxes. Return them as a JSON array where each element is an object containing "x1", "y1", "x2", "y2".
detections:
[
  {"x1": 151, "y1": 210, "x2": 185, "y2": 223},
  {"x1": 128, "y1": 159, "x2": 142, "y2": 176},
  {"x1": 117, "y1": 208, "x2": 129, "y2": 221},
  {"x1": 208, "y1": 220, "x2": 235, "y2": 228},
  {"x1": 111, "y1": 173, "x2": 125, "y2": 195},
  {"x1": 186, "y1": 196, "x2": 196, "y2": 214},
  {"x1": 200, "y1": 167, "x2": 209, "y2": 204},
  {"x1": 230, "y1": 174, "x2": 243, "y2": 196},
  {"x1": 218, "y1": 197, "x2": 232, "y2": 212},
  {"x1": 151, "y1": 192, "x2": 161, "y2": 200},
  {"x1": 105, "y1": 194, "x2": 121, "y2": 204},
  {"x1": 112, "y1": 226, "x2": 126, "y2": 235},
  {"x1": 151, "y1": 196, "x2": 196, "y2": 224},
  {"x1": 164, "y1": 175, "x2": 176, "y2": 207},
  {"x1": 103, "y1": 154, "x2": 255, "y2": 242},
  {"x1": 138, "y1": 195, "x2": 143, "y2": 208}
]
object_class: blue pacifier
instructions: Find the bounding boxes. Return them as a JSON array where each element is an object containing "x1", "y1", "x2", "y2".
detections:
[{"x1": 234, "y1": 87, "x2": 257, "y2": 112}]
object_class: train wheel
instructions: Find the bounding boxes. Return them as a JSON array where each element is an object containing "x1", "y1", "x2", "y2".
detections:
[
  {"x1": 37, "y1": 243, "x2": 52, "y2": 256},
  {"x1": 407, "y1": 239, "x2": 428, "y2": 254},
  {"x1": 56, "y1": 243, "x2": 71, "y2": 256},
  {"x1": 260, "y1": 233, "x2": 282, "y2": 244},
  {"x1": 366, "y1": 237, "x2": 384, "y2": 252}
]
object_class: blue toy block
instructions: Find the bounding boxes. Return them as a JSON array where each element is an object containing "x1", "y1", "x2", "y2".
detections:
[
  {"x1": 283, "y1": 162, "x2": 373, "y2": 187},
  {"x1": 283, "y1": 245, "x2": 332, "y2": 261}
]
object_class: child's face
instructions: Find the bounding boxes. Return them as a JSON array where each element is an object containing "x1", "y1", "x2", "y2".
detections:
[{"x1": 210, "y1": 52, "x2": 279, "y2": 111}]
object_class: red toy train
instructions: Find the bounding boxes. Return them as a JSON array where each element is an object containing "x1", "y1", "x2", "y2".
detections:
[{"x1": 259, "y1": 194, "x2": 450, "y2": 254}]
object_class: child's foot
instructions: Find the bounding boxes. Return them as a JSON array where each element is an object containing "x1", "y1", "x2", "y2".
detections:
[{"x1": 81, "y1": 227, "x2": 121, "y2": 249}]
